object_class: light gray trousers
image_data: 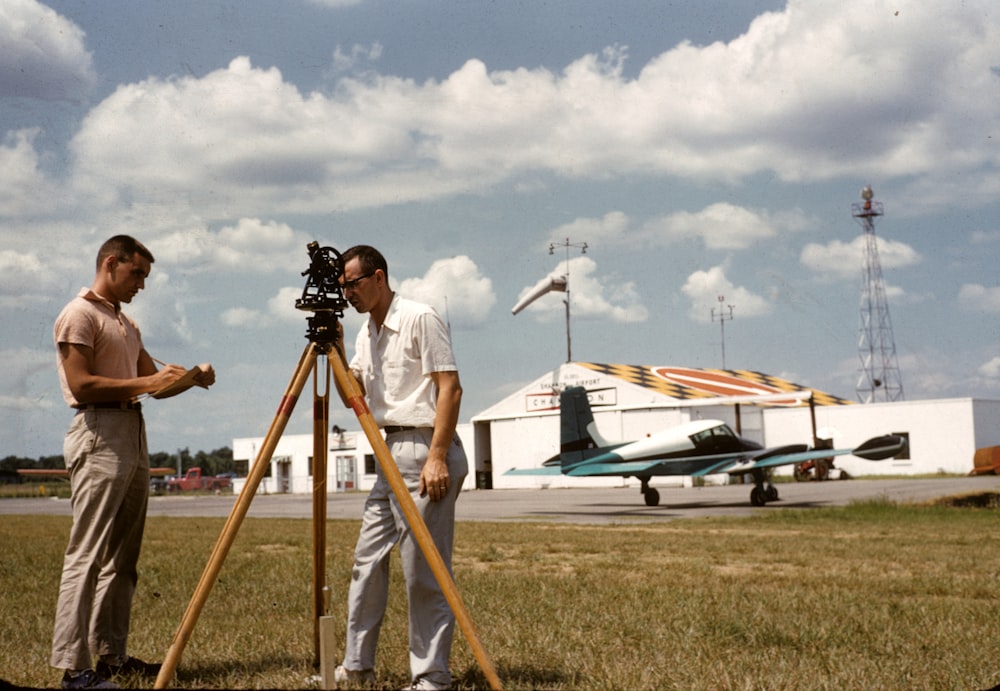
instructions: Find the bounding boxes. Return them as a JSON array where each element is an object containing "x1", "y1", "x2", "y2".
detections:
[
  {"x1": 50, "y1": 409, "x2": 149, "y2": 671},
  {"x1": 342, "y1": 429, "x2": 468, "y2": 689}
]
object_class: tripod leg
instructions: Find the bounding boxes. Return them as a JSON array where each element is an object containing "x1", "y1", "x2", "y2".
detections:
[
  {"x1": 155, "y1": 343, "x2": 320, "y2": 689},
  {"x1": 329, "y1": 352, "x2": 503, "y2": 691},
  {"x1": 312, "y1": 354, "x2": 330, "y2": 666}
]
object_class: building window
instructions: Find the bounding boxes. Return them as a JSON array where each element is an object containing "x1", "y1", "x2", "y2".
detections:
[{"x1": 364, "y1": 454, "x2": 377, "y2": 475}]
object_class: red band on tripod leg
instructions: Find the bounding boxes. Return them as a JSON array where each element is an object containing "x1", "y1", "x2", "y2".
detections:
[
  {"x1": 277, "y1": 394, "x2": 298, "y2": 417},
  {"x1": 348, "y1": 395, "x2": 369, "y2": 418}
]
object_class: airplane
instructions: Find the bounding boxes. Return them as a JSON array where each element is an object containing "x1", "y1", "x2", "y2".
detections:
[{"x1": 505, "y1": 386, "x2": 908, "y2": 507}]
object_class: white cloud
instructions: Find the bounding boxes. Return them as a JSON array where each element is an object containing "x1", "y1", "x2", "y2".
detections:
[
  {"x1": 0, "y1": 0, "x2": 96, "y2": 101},
  {"x1": 547, "y1": 211, "x2": 630, "y2": 247},
  {"x1": 513, "y1": 256, "x2": 648, "y2": 324},
  {"x1": 156, "y1": 218, "x2": 316, "y2": 273},
  {"x1": 61, "y1": 1, "x2": 1000, "y2": 220},
  {"x1": 681, "y1": 265, "x2": 772, "y2": 323},
  {"x1": 0, "y1": 129, "x2": 58, "y2": 216},
  {"x1": 800, "y1": 235, "x2": 921, "y2": 281},
  {"x1": 397, "y1": 256, "x2": 496, "y2": 328},
  {"x1": 958, "y1": 284, "x2": 1000, "y2": 313},
  {"x1": 0, "y1": 347, "x2": 55, "y2": 411},
  {"x1": 644, "y1": 203, "x2": 811, "y2": 250},
  {"x1": 980, "y1": 357, "x2": 1000, "y2": 379}
]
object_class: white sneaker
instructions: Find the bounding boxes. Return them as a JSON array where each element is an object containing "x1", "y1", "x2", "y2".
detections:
[{"x1": 334, "y1": 664, "x2": 375, "y2": 686}]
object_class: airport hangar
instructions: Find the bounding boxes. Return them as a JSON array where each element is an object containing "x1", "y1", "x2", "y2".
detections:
[{"x1": 231, "y1": 361, "x2": 1000, "y2": 497}]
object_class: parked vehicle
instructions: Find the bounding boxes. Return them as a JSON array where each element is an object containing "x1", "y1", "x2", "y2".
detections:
[{"x1": 166, "y1": 467, "x2": 232, "y2": 493}]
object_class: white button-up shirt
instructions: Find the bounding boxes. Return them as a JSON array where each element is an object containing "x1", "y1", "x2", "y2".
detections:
[{"x1": 349, "y1": 294, "x2": 457, "y2": 428}]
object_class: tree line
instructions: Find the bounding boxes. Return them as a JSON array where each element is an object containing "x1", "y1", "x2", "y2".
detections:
[{"x1": 0, "y1": 447, "x2": 237, "y2": 483}]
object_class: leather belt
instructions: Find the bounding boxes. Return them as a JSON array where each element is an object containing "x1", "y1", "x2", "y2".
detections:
[
  {"x1": 383, "y1": 425, "x2": 430, "y2": 434},
  {"x1": 74, "y1": 401, "x2": 142, "y2": 411}
]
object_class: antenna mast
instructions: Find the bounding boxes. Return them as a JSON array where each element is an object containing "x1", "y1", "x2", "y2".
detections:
[
  {"x1": 851, "y1": 186, "x2": 904, "y2": 403},
  {"x1": 711, "y1": 295, "x2": 734, "y2": 369},
  {"x1": 548, "y1": 237, "x2": 588, "y2": 362}
]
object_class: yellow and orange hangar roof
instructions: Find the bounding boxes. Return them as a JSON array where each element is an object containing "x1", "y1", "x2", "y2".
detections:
[{"x1": 577, "y1": 362, "x2": 854, "y2": 407}]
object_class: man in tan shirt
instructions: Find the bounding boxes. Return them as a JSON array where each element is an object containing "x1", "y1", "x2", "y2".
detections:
[{"x1": 51, "y1": 235, "x2": 214, "y2": 689}]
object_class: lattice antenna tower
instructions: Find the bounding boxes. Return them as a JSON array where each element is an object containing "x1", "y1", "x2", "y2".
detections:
[{"x1": 852, "y1": 185, "x2": 904, "y2": 403}]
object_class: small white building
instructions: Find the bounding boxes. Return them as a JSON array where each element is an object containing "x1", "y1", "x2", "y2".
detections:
[{"x1": 231, "y1": 424, "x2": 476, "y2": 496}]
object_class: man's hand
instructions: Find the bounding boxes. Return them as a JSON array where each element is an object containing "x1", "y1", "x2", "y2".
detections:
[
  {"x1": 152, "y1": 363, "x2": 187, "y2": 390},
  {"x1": 194, "y1": 363, "x2": 216, "y2": 388},
  {"x1": 419, "y1": 455, "x2": 450, "y2": 502}
]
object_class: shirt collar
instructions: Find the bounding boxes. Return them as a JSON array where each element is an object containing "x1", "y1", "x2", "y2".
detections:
[{"x1": 79, "y1": 287, "x2": 119, "y2": 314}]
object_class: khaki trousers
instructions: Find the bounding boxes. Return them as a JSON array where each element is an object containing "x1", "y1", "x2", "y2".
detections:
[{"x1": 50, "y1": 409, "x2": 150, "y2": 671}]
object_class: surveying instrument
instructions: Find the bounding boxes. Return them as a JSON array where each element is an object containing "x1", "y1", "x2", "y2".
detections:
[{"x1": 154, "y1": 242, "x2": 501, "y2": 690}]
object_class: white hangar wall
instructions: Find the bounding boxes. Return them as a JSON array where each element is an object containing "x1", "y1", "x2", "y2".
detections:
[{"x1": 762, "y1": 397, "x2": 1000, "y2": 477}]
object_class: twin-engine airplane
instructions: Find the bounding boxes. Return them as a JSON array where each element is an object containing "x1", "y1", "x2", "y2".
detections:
[{"x1": 506, "y1": 386, "x2": 907, "y2": 507}]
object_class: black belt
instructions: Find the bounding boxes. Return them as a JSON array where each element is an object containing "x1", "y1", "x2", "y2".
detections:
[
  {"x1": 74, "y1": 401, "x2": 142, "y2": 411},
  {"x1": 383, "y1": 425, "x2": 430, "y2": 434}
]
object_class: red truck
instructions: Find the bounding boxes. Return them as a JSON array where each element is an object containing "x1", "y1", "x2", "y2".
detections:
[{"x1": 166, "y1": 467, "x2": 232, "y2": 493}]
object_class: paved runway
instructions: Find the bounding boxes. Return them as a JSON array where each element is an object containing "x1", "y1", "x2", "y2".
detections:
[{"x1": 3, "y1": 476, "x2": 997, "y2": 524}]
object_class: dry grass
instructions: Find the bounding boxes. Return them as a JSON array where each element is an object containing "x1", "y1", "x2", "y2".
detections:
[{"x1": 2, "y1": 499, "x2": 999, "y2": 690}]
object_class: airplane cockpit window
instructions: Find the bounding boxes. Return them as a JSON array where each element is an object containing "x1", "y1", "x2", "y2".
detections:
[{"x1": 690, "y1": 424, "x2": 741, "y2": 453}]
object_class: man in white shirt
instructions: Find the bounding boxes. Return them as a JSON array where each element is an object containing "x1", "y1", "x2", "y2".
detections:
[{"x1": 333, "y1": 245, "x2": 467, "y2": 691}]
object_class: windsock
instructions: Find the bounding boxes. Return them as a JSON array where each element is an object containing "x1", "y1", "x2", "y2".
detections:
[{"x1": 512, "y1": 274, "x2": 567, "y2": 315}]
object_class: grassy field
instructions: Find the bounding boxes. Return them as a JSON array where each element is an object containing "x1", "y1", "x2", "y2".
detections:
[{"x1": 2, "y1": 499, "x2": 998, "y2": 690}]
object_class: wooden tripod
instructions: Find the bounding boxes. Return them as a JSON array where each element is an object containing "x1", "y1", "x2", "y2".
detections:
[{"x1": 154, "y1": 340, "x2": 502, "y2": 690}]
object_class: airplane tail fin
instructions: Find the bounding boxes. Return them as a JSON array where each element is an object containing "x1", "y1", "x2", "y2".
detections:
[{"x1": 559, "y1": 386, "x2": 612, "y2": 468}]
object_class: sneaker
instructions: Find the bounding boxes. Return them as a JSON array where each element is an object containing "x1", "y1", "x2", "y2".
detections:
[
  {"x1": 334, "y1": 664, "x2": 375, "y2": 685},
  {"x1": 95, "y1": 656, "x2": 161, "y2": 678},
  {"x1": 399, "y1": 676, "x2": 451, "y2": 690},
  {"x1": 61, "y1": 670, "x2": 118, "y2": 690}
]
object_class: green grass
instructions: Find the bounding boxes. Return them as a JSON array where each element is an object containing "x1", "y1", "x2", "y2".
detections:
[{"x1": 2, "y1": 500, "x2": 999, "y2": 690}]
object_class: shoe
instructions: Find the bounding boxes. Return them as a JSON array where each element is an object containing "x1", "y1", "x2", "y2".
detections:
[
  {"x1": 61, "y1": 670, "x2": 118, "y2": 690},
  {"x1": 95, "y1": 656, "x2": 161, "y2": 678},
  {"x1": 400, "y1": 678, "x2": 450, "y2": 690},
  {"x1": 334, "y1": 664, "x2": 375, "y2": 685}
]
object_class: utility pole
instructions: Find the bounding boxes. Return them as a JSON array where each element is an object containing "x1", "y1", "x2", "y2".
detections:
[
  {"x1": 548, "y1": 237, "x2": 588, "y2": 362},
  {"x1": 711, "y1": 295, "x2": 734, "y2": 369}
]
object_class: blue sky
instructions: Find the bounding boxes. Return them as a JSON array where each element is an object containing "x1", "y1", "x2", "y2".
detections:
[{"x1": 2, "y1": 0, "x2": 999, "y2": 458}]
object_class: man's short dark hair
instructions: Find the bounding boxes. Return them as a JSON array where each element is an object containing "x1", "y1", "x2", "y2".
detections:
[
  {"x1": 341, "y1": 245, "x2": 388, "y2": 280},
  {"x1": 97, "y1": 235, "x2": 155, "y2": 271}
]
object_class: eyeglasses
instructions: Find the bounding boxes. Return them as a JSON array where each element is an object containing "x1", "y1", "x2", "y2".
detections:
[{"x1": 341, "y1": 272, "x2": 375, "y2": 291}]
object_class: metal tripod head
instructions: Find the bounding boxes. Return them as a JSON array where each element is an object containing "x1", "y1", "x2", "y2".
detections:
[{"x1": 295, "y1": 241, "x2": 349, "y2": 347}]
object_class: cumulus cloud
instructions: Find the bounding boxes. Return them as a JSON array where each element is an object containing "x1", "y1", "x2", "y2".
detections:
[
  {"x1": 156, "y1": 218, "x2": 316, "y2": 273},
  {"x1": 800, "y1": 235, "x2": 922, "y2": 281},
  {"x1": 0, "y1": 347, "x2": 57, "y2": 411},
  {"x1": 0, "y1": 0, "x2": 96, "y2": 101},
  {"x1": 547, "y1": 204, "x2": 811, "y2": 252},
  {"x1": 0, "y1": 129, "x2": 57, "y2": 216},
  {"x1": 681, "y1": 265, "x2": 772, "y2": 323},
  {"x1": 60, "y1": 1, "x2": 1000, "y2": 218},
  {"x1": 397, "y1": 256, "x2": 496, "y2": 328},
  {"x1": 958, "y1": 284, "x2": 1000, "y2": 313},
  {"x1": 513, "y1": 256, "x2": 648, "y2": 324}
]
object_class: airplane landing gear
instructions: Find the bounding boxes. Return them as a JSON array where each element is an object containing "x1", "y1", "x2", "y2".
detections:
[
  {"x1": 749, "y1": 470, "x2": 779, "y2": 506},
  {"x1": 639, "y1": 477, "x2": 660, "y2": 506}
]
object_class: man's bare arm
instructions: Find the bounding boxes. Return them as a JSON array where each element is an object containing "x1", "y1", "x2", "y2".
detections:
[
  {"x1": 419, "y1": 369, "x2": 462, "y2": 501},
  {"x1": 60, "y1": 342, "x2": 187, "y2": 403}
]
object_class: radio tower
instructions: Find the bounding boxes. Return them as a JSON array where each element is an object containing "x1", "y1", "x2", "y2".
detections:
[{"x1": 852, "y1": 185, "x2": 904, "y2": 403}]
